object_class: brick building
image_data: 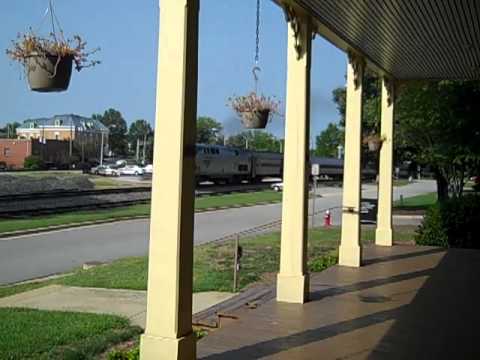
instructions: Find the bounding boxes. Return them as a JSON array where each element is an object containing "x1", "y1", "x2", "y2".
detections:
[
  {"x1": 15, "y1": 114, "x2": 109, "y2": 163},
  {"x1": 0, "y1": 139, "x2": 70, "y2": 169}
]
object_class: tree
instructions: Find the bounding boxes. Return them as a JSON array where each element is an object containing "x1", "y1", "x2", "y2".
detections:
[
  {"x1": 331, "y1": 73, "x2": 381, "y2": 168},
  {"x1": 197, "y1": 117, "x2": 223, "y2": 144},
  {"x1": 128, "y1": 119, "x2": 153, "y2": 162},
  {"x1": 314, "y1": 123, "x2": 344, "y2": 157},
  {"x1": 396, "y1": 81, "x2": 480, "y2": 200},
  {"x1": 226, "y1": 131, "x2": 281, "y2": 152},
  {"x1": 0, "y1": 122, "x2": 21, "y2": 139},
  {"x1": 92, "y1": 109, "x2": 128, "y2": 156}
]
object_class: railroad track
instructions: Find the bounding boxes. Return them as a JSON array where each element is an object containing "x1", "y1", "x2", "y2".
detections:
[
  {"x1": 0, "y1": 186, "x2": 152, "y2": 203},
  {"x1": 0, "y1": 183, "x2": 275, "y2": 218}
]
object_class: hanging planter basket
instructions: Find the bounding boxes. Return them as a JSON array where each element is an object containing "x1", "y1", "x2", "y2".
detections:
[
  {"x1": 6, "y1": 0, "x2": 100, "y2": 93},
  {"x1": 363, "y1": 134, "x2": 384, "y2": 152},
  {"x1": 228, "y1": 92, "x2": 280, "y2": 130},
  {"x1": 26, "y1": 53, "x2": 73, "y2": 92},
  {"x1": 240, "y1": 109, "x2": 270, "y2": 129}
]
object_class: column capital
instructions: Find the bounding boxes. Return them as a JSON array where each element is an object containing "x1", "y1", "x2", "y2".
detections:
[
  {"x1": 283, "y1": 5, "x2": 313, "y2": 60},
  {"x1": 383, "y1": 76, "x2": 397, "y2": 106},
  {"x1": 347, "y1": 51, "x2": 366, "y2": 89}
]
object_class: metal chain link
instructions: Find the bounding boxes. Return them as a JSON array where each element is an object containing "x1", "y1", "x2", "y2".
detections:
[{"x1": 255, "y1": 0, "x2": 260, "y2": 65}]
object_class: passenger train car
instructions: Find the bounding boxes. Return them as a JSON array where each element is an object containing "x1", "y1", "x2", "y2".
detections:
[{"x1": 195, "y1": 145, "x2": 351, "y2": 184}]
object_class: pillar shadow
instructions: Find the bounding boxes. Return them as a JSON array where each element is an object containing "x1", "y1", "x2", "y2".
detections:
[
  {"x1": 362, "y1": 247, "x2": 445, "y2": 266},
  {"x1": 201, "y1": 248, "x2": 480, "y2": 359},
  {"x1": 309, "y1": 267, "x2": 432, "y2": 301}
]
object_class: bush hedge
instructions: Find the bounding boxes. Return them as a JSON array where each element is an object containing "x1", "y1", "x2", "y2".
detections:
[
  {"x1": 24, "y1": 155, "x2": 45, "y2": 170},
  {"x1": 416, "y1": 195, "x2": 480, "y2": 249}
]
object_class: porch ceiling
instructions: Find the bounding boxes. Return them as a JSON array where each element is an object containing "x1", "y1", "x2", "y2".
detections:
[{"x1": 279, "y1": 0, "x2": 480, "y2": 80}]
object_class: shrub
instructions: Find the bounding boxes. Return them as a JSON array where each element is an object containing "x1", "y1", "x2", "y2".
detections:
[
  {"x1": 108, "y1": 346, "x2": 139, "y2": 360},
  {"x1": 308, "y1": 254, "x2": 338, "y2": 272},
  {"x1": 23, "y1": 155, "x2": 45, "y2": 170},
  {"x1": 416, "y1": 195, "x2": 480, "y2": 249}
]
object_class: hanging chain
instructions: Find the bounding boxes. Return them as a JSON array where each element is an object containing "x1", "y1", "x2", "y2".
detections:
[
  {"x1": 49, "y1": 0, "x2": 57, "y2": 41},
  {"x1": 253, "y1": 0, "x2": 261, "y2": 92},
  {"x1": 255, "y1": 0, "x2": 261, "y2": 65}
]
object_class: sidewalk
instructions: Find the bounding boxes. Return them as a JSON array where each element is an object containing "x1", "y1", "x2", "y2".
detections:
[{"x1": 0, "y1": 285, "x2": 235, "y2": 328}]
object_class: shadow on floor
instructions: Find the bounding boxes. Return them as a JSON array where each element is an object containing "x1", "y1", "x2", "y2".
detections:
[{"x1": 200, "y1": 247, "x2": 480, "y2": 359}]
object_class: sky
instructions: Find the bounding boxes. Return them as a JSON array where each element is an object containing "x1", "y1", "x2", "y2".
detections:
[{"x1": 0, "y1": 0, "x2": 347, "y2": 139}]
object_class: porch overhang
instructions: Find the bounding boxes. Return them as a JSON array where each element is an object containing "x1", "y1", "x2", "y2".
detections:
[{"x1": 274, "y1": 0, "x2": 480, "y2": 80}]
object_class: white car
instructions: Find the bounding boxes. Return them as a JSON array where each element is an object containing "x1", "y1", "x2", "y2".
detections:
[
  {"x1": 97, "y1": 165, "x2": 120, "y2": 177},
  {"x1": 119, "y1": 165, "x2": 144, "y2": 176},
  {"x1": 143, "y1": 164, "x2": 153, "y2": 174},
  {"x1": 271, "y1": 182, "x2": 284, "y2": 192}
]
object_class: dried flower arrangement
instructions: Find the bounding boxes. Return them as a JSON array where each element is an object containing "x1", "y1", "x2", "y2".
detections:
[
  {"x1": 228, "y1": 92, "x2": 281, "y2": 129},
  {"x1": 6, "y1": 31, "x2": 100, "y2": 92}
]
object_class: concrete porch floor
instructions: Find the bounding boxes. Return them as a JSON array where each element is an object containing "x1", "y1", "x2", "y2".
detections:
[{"x1": 198, "y1": 244, "x2": 480, "y2": 359}]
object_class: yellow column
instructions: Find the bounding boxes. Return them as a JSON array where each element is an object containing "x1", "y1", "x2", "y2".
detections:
[
  {"x1": 376, "y1": 78, "x2": 395, "y2": 246},
  {"x1": 277, "y1": 13, "x2": 312, "y2": 304},
  {"x1": 140, "y1": 1, "x2": 198, "y2": 359},
  {"x1": 339, "y1": 52, "x2": 364, "y2": 268}
]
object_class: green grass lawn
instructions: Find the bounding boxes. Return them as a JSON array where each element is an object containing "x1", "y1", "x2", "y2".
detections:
[
  {"x1": 195, "y1": 190, "x2": 282, "y2": 210},
  {"x1": 0, "y1": 191, "x2": 281, "y2": 235},
  {"x1": 394, "y1": 192, "x2": 437, "y2": 210},
  {"x1": 0, "y1": 204, "x2": 151, "y2": 235},
  {"x1": 0, "y1": 308, "x2": 142, "y2": 360},
  {"x1": 0, "y1": 226, "x2": 416, "y2": 299},
  {"x1": 393, "y1": 179, "x2": 411, "y2": 187}
]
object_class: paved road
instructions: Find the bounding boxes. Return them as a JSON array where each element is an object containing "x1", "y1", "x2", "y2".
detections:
[{"x1": 0, "y1": 180, "x2": 435, "y2": 285}]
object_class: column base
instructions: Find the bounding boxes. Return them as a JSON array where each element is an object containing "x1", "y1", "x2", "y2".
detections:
[
  {"x1": 339, "y1": 244, "x2": 362, "y2": 267},
  {"x1": 140, "y1": 332, "x2": 196, "y2": 360},
  {"x1": 376, "y1": 227, "x2": 393, "y2": 246},
  {"x1": 276, "y1": 273, "x2": 309, "y2": 304}
]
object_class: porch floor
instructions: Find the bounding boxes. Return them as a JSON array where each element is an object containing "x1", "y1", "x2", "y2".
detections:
[{"x1": 198, "y1": 244, "x2": 480, "y2": 359}]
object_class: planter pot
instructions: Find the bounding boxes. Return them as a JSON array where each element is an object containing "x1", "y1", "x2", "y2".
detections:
[
  {"x1": 240, "y1": 110, "x2": 270, "y2": 129},
  {"x1": 366, "y1": 138, "x2": 382, "y2": 152},
  {"x1": 26, "y1": 54, "x2": 73, "y2": 92}
]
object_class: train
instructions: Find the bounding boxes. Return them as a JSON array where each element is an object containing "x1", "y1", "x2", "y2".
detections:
[{"x1": 195, "y1": 144, "x2": 348, "y2": 184}]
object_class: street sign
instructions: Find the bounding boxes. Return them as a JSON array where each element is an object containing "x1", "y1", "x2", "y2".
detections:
[{"x1": 312, "y1": 163, "x2": 320, "y2": 176}]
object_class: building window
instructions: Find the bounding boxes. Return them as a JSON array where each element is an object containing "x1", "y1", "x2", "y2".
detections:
[{"x1": 3, "y1": 148, "x2": 11, "y2": 157}]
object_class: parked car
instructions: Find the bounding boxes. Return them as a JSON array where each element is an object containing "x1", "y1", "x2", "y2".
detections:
[
  {"x1": 271, "y1": 182, "x2": 284, "y2": 192},
  {"x1": 119, "y1": 165, "x2": 144, "y2": 176},
  {"x1": 143, "y1": 164, "x2": 153, "y2": 174},
  {"x1": 96, "y1": 165, "x2": 120, "y2": 177}
]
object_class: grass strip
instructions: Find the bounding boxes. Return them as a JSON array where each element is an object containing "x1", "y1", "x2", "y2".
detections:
[
  {"x1": 394, "y1": 192, "x2": 437, "y2": 210},
  {"x1": 0, "y1": 308, "x2": 142, "y2": 360},
  {"x1": 59, "y1": 227, "x2": 414, "y2": 292},
  {"x1": 0, "y1": 191, "x2": 281, "y2": 235},
  {"x1": 0, "y1": 226, "x2": 416, "y2": 299}
]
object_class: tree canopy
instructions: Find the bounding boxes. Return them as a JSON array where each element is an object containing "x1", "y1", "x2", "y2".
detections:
[
  {"x1": 396, "y1": 81, "x2": 480, "y2": 199},
  {"x1": 314, "y1": 123, "x2": 344, "y2": 157},
  {"x1": 92, "y1": 109, "x2": 128, "y2": 156},
  {"x1": 331, "y1": 76, "x2": 480, "y2": 200},
  {"x1": 227, "y1": 130, "x2": 281, "y2": 152},
  {"x1": 197, "y1": 117, "x2": 223, "y2": 144}
]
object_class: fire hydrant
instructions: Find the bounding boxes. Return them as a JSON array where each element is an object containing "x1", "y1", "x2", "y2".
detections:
[{"x1": 324, "y1": 209, "x2": 332, "y2": 227}]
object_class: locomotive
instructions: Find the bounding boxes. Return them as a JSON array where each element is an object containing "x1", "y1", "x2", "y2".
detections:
[{"x1": 195, "y1": 145, "x2": 345, "y2": 184}]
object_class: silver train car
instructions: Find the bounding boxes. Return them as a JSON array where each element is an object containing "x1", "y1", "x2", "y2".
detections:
[
  {"x1": 195, "y1": 145, "x2": 365, "y2": 184},
  {"x1": 195, "y1": 145, "x2": 283, "y2": 184}
]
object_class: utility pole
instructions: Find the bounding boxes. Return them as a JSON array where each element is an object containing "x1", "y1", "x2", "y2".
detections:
[
  {"x1": 136, "y1": 138, "x2": 140, "y2": 162},
  {"x1": 100, "y1": 132, "x2": 104, "y2": 166},
  {"x1": 142, "y1": 133, "x2": 147, "y2": 164},
  {"x1": 69, "y1": 120, "x2": 73, "y2": 157}
]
